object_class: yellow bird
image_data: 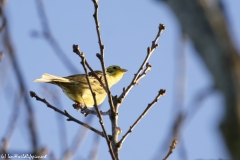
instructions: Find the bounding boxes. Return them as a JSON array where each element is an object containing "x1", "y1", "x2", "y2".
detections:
[{"x1": 34, "y1": 65, "x2": 127, "y2": 109}]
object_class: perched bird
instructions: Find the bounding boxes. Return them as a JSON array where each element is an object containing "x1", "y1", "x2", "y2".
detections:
[{"x1": 34, "y1": 65, "x2": 127, "y2": 109}]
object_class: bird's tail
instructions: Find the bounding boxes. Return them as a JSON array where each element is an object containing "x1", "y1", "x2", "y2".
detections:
[{"x1": 34, "y1": 73, "x2": 70, "y2": 83}]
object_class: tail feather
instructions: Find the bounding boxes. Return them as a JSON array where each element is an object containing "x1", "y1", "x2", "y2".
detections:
[{"x1": 34, "y1": 73, "x2": 70, "y2": 83}]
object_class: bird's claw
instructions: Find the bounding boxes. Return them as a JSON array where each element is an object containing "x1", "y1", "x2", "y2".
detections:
[{"x1": 72, "y1": 102, "x2": 83, "y2": 110}]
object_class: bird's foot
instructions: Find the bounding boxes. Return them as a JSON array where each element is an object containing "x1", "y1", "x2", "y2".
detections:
[
  {"x1": 81, "y1": 106, "x2": 89, "y2": 117},
  {"x1": 72, "y1": 102, "x2": 83, "y2": 110}
]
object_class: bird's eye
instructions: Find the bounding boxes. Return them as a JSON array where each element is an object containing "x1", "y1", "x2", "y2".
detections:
[{"x1": 113, "y1": 66, "x2": 116, "y2": 69}]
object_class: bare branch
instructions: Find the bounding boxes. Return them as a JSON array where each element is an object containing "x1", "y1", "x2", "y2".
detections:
[
  {"x1": 72, "y1": 45, "x2": 107, "y2": 93},
  {"x1": 92, "y1": 0, "x2": 115, "y2": 114},
  {"x1": 136, "y1": 62, "x2": 152, "y2": 82},
  {"x1": 29, "y1": 91, "x2": 104, "y2": 137},
  {"x1": 163, "y1": 139, "x2": 178, "y2": 160},
  {"x1": 117, "y1": 89, "x2": 166, "y2": 148},
  {"x1": 71, "y1": 45, "x2": 116, "y2": 160},
  {"x1": 152, "y1": 24, "x2": 166, "y2": 49},
  {"x1": 117, "y1": 24, "x2": 166, "y2": 106},
  {"x1": 81, "y1": 107, "x2": 111, "y2": 116}
]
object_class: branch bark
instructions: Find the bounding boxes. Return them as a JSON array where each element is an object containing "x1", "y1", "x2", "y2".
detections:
[
  {"x1": 30, "y1": 91, "x2": 104, "y2": 137},
  {"x1": 118, "y1": 89, "x2": 166, "y2": 148},
  {"x1": 72, "y1": 46, "x2": 116, "y2": 160}
]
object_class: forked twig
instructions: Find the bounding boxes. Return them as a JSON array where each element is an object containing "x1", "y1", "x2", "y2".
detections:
[
  {"x1": 72, "y1": 45, "x2": 107, "y2": 93},
  {"x1": 117, "y1": 89, "x2": 166, "y2": 148},
  {"x1": 136, "y1": 62, "x2": 152, "y2": 82},
  {"x1": 117, "y1": 24, "x2": 166, "y2": 106},
  {"x1": 29, "y1": 91, "x2": 104, "y2": 137}
]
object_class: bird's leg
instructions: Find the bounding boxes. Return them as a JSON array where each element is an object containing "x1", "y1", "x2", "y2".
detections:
[
  {"x1": 72, "y1": 95, "x2": 87, "y2": 111},
  {"x1": 81, "y1": 97, "x2": 90, "y2": 116},
  {"x1": 72, "y1": 102, "x2": 83, "y2": 110},
  {"x1": 80, "y1": 96, "x2": 88, "y2": 108},
  {"x1": 81, "y1": 107, "x2": 89, "y2": 117}
]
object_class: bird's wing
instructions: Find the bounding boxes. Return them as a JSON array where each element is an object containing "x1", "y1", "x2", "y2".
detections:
[{"x1": 64, "y1": 70, "x2": 105, "y2": 85}]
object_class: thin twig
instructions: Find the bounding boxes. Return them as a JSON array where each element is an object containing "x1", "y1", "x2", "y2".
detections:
[
  {"x1": 72, "y1": 45, "x2": 107, "y2": 93},
  {"x1": 71, "y1": 46, "x2": 116, "y2": 160},
  {"x1": 29, "y1": 91, "x2": 104, "y2": 137},
  {"x1": 91, "y1": 0, "x2": 124, "y2": 158},
  {"x1": 81, "y1": 107, "x2": 111, "y2": 116},
  {"x1": 117, "y1": 89, "x2": 166, "y2": 148},
  {"x1": 92, "y1": 0, "x2": 115, "y2": 113},
  {"x1": 158, "y1": 87, "x2": 214, "y2": 160},
  {"x1": 117, "y1": 24, "x2": 166, "y2": 106},
  {"x1": 136, "y1": 62, "x2": 152, "y2": 82},
  {"x1": 163, "y1": 139, "x2": 178, "y2": 160}
]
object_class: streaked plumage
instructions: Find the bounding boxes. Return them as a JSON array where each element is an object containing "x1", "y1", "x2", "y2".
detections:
[{"x1": 34, "y1": 65, "x2": 127, "y2": 108}]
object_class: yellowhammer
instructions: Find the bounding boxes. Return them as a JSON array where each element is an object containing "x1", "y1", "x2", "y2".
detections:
[{"x1": 34, "y1": 65, "x2": 127, "y2": 109}]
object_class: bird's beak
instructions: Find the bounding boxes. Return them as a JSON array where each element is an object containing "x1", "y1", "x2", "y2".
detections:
[{"x1": 121, "y1": 68, "x2": 128, "y2": 72}]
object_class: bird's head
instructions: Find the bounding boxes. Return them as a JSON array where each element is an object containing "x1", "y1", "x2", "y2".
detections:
[{"x1": 106, "y1": 65, "x2": 127, "y2": 85}]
